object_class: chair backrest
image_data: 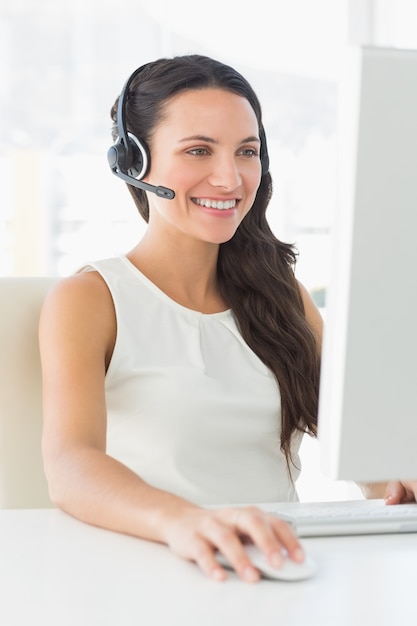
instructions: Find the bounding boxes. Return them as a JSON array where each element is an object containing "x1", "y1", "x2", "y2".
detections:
[{"x1": 0, "y1": 277, "x2": 59, "y2": 508}]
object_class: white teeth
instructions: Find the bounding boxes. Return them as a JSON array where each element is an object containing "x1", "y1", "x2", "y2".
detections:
[{"x1": 194, "y1": 198, "x2": 237, "y2": 210}]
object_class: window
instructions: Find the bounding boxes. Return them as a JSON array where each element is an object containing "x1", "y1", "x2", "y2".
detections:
[{"x1": 1, "y1": 0, "x2": 345, "y2": 303}]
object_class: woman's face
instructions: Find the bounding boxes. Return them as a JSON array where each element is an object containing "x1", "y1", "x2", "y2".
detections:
[{"x1": 144, "y1": 88, "x2": 263, "y2": 245}]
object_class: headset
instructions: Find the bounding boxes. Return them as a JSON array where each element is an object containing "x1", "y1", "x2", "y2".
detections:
[
  {"x1": 107, "y1": 65, "x2": 270, "y2": 199},
  {"x1": 107, "y1": 65, "x2": 175, "y2": 199}
]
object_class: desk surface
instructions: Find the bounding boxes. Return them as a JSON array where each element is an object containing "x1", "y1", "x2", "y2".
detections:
[{"x1": 1, "y1": 508, "x2": 416, "y2": 626}]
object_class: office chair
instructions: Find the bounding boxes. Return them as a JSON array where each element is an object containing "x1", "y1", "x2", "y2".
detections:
[{"x1": 0, "y1": 277, "x2": 59, "y2": 508}]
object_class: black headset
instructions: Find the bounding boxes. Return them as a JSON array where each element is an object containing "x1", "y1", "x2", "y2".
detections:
[
  {"x1": 107, "y1": 66, "x2": 175, "y2": 199},
  {"x1": 107, "y1": 65, "x2": 270, "y2": 199}
]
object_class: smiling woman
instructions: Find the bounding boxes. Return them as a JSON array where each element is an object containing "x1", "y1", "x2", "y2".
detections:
[
  {"x1": 141, "y1": 88, "x2": 262, "y2": 245},
  {"x1": 40, "y1": 54, "x2": 323, "y2": 584},
  {"x1": 2, "y1": 2, "x2": 416, "y2": 532}
]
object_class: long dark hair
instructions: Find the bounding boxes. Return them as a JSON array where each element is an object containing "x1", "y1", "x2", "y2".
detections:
[{"x1": 110, "y1": 55, "x2": 320, "y2": 472}]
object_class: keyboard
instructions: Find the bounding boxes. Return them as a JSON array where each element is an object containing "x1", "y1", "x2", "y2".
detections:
[{"x1": 265, "y1": 499, "x2": 417, "y2": 537}]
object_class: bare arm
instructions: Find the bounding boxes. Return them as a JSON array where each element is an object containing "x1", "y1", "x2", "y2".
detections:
[
  {"x1": 40, "y1": 272, "x2": 183, "y2": 538},
  {"x1": 40, "y1": 272, "x2": 304, "y2": 582}
]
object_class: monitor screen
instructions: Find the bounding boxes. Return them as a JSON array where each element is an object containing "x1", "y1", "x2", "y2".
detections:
[{"x1": 318, "y1": 45, "x2": 417, "y2": 482}]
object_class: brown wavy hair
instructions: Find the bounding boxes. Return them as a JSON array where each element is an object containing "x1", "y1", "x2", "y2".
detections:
[{"x1": 110, "y1": 55, "x2": 320, "y2": 472}]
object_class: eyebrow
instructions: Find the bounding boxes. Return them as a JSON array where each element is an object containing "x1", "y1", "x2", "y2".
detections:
[{"x1": 178, "y1": 135, "x2": 260, "y2": 145}]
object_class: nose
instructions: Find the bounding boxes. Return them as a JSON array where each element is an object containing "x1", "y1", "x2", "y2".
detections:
[{"x1": 207, "y1": 153, "x2": 242, "y2": 191}]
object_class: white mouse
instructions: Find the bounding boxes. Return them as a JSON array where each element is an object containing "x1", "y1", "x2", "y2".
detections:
[{"x1": 217, "y1": 544, "x2": 317, "y2": 582}]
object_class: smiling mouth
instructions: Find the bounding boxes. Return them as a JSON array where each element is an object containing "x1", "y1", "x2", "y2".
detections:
[{"x1": 192, "y1": 198, "x2": 238, "y2": 210}]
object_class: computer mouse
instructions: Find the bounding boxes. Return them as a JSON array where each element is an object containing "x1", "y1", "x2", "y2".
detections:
[{"x1": 217, "y1": 544, "x2": 317, "y2": 582}]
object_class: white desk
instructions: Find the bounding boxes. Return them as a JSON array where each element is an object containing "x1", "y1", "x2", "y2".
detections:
[{"x1": 1, "y1": 508, "x2": 416, "y2": 626}]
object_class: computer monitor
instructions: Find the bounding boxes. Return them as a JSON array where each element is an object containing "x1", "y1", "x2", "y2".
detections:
[{"x1": 318, "y1": 45, "x2": 417, "y2": 483}]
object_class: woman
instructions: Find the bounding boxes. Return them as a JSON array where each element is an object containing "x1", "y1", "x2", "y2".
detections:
[{"x1": 40, "y1": 54, "x2": 325, "y2": 582}]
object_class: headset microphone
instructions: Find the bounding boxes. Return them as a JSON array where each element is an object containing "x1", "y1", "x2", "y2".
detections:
[
  {"x1": 107, "y1": 66, "x2": 176, "y2": 200},
  {"x1": 107, "y1": 164, "x2": 176, "y2": 199},
  {"x1": 107, "y1": 141, "x2": 175, "y2": 199}
]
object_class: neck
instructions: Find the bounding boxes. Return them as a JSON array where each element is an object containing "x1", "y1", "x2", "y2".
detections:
[{"x1": 127, "y1": 232, "x2": 227, "y2": 314}]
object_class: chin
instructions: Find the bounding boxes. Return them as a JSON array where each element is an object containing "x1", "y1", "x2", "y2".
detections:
[
  {"x1": 209, "y1": 232, "x2": 238, "y2": 245},
  {"x1": 205, "y1": 224, "x2": 241, "y2": 245}
]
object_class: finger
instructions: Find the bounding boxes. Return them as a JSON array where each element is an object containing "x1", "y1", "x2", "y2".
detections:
[
  {"x1": 402, "y1": 481, "x2": 417, "y2": 502},
  {"x1": 385, "y1": 481, "x2": 416, "y2": 504},
  {"x1": 269, "y1": 515, "x2": 305, "y2": 562},
  {"x1": 192, "y1": 539, "x2": 228, "y2": 582},
  {"x1": 227, "y1": 507, "x2": 304, "y2": 567},
  {"x1": 199, "y1": 516, "x2": 260, "y2": 583},
  {"x1": 384, "y1": 481, "x2": 407, "y2": 504}
]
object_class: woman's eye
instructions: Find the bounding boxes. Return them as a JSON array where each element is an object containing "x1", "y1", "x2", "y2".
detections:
[
  {"x1": 187, "y1": 147, "x2": 209, "y2": 156},
  {"x1": 239, "y1": 148, "x2": 258, "y2": 157}
]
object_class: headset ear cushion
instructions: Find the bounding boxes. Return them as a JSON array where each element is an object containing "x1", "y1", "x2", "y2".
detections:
[
  {"x1": 126, "y1": 133, "x2": 150, "y2": 180},
  {"x1": 107, "y1": 141, "x2": 127, "y2": 171}
]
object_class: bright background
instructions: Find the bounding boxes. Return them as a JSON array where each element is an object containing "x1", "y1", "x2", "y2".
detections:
[{"x1": 1, "y1": 0, "x2": 416, "y2": 500}]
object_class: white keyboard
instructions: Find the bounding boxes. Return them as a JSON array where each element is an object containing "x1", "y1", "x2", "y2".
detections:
[{"x1": 268, "y1": 499, "x2": 417, "y2": 537}]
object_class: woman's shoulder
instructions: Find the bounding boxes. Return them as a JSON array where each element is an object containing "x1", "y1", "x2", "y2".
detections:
[
  {"x1": 41, "y1": 271, "x2": 115, "y2": 340},
  {"x1": 44, "y1": 270, "x2": 112, "y2": 309},
  {"x1": 39, "y1": 270, "x2": 117, "y2": 368},
  {"x1": 43, "y1": 254, "x2": 128, "y2": 308}
]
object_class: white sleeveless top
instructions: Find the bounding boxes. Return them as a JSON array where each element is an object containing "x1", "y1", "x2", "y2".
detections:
[{"x1": 81, "y1": 256, "x2": 301, "y2": 505}]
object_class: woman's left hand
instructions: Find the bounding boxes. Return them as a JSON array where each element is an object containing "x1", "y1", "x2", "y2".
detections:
[{"x1": 384, "y1": 481, "x2": 417, "y2": 504}]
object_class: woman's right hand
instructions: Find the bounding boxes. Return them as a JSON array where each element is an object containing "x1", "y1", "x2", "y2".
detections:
[{"x1": 161, "y1": 505, "x2": 304, "y2": 582}]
